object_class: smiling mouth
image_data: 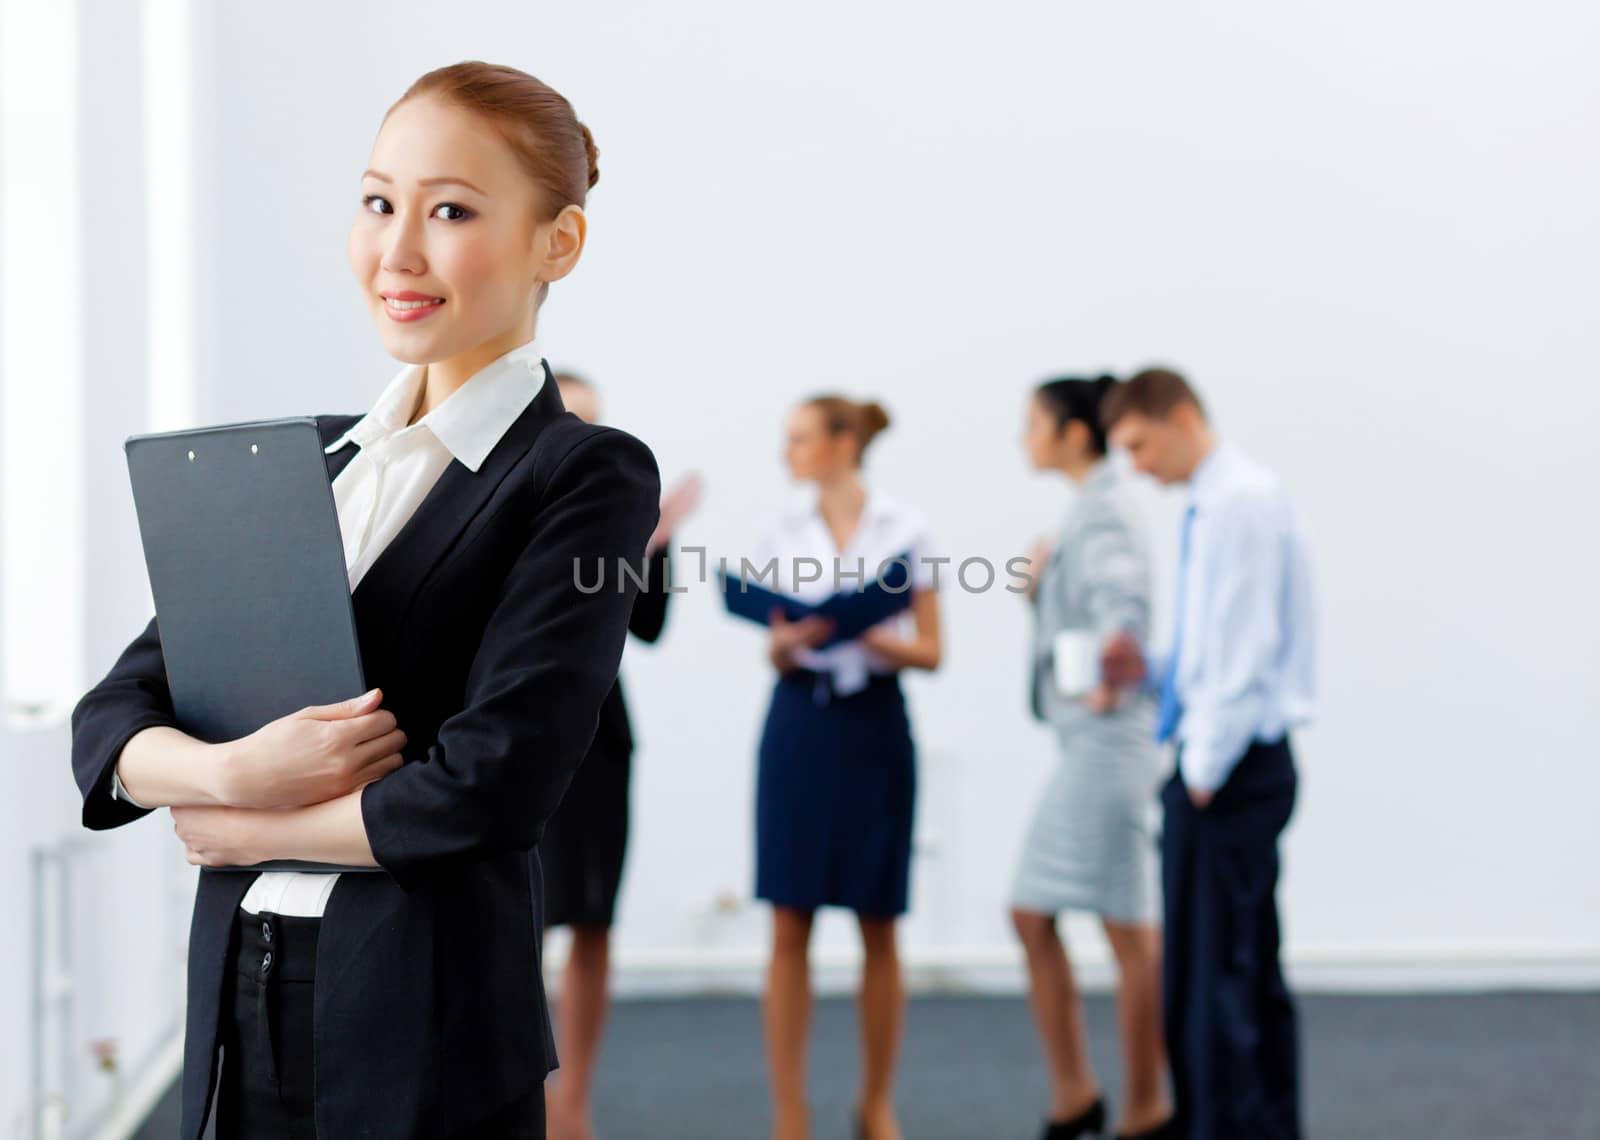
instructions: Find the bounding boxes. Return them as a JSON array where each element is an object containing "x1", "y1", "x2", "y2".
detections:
[{"x1": 384, "y1": 297, "x2": 445, "y2": 311}]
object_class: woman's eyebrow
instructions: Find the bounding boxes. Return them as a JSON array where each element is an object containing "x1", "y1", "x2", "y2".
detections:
[{"x1": 361, "y1": 169, "x2": 487, "y2": 196}]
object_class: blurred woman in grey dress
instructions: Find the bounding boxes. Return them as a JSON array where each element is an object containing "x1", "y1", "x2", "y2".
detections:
[{"x1": 1012, "y1": 377, "x2": 1174, "y2": 1140}]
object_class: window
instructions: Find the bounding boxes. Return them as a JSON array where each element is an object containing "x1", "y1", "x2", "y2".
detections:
[{"x1": 1, "y1": 0, "x2": 85, "y2": 724}]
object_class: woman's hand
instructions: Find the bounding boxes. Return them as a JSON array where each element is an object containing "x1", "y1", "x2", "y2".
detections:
[
  {"x1": 171, "y1": 804, "x2": 265, "y2": 867},
  {"x1": 646, "y1": 471, "x2": 704, "y2": 556},
  {"x1": 1083, "y1": 683, "x2": 1118, "y2": 714},
  {"x1": 1099, "y1": 631, "x2": 1147, "y2": 688},
  {"x1": 218, "y1": 689, "x2": 406, "y2": 810},
  {"x1": 768, "y1": 609, "x2": 834, "y2": 673}
]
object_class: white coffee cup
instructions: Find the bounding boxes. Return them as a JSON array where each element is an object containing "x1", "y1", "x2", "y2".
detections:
[{"x1": 1051, "y1": 629, "x2": 1100, "y2": 698}]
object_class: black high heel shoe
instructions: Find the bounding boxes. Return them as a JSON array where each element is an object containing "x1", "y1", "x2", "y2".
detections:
[{"x1": 1038, "y1": 1097, "x2": 1106, "y2": 1139}]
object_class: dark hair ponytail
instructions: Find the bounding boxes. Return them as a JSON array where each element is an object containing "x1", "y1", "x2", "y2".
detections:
[{"x1": 1034, "y1": 373, "x2": 1116, "y2": 456}]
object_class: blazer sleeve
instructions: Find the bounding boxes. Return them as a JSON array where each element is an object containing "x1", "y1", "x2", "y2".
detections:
[
  {"x1": 1075, "y1": 501, "x2": 1152, "y2": 643},
  {"x1": 626, "y1": 546, "x2": 672, "y2": 644},
  {"x1": 69, "y1": 616, "x2": 180, "y2": 830},
  {"x1": 359, "y1": 427, "x2": 661, "y2": 890}
]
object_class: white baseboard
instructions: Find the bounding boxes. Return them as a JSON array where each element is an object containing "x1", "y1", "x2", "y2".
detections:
[{"x1": 568, "y1": 945, "x2": 1600, "y2": 998}]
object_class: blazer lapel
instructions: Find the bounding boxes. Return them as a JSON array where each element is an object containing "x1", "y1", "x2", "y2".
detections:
[{"x1": 336, "y1": 361, "x2": 568, "y2": 656}]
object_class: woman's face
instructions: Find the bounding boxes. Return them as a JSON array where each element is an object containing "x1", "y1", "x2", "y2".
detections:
[
  {"x1": 348, "y1": 95, "x2": 578, "y2": 365},
  {"x1": 1022, "y1": 394, "x2": 1064, "y2": 470},
  {"x1": 784, "y1": 406, "x2": 850, "y2": 483}
]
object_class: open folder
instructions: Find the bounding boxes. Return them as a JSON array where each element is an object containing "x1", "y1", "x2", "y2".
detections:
[
  {"x1": 717, "y1": 552, "x2": 914, "y2": 649},
  {"x1": 125, "y1": 417, "x2": 375, "y2": 873}
]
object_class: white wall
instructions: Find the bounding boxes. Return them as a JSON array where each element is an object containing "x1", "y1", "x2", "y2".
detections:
[{"x1": 185, "y1": 0, "x2": 1600, "y2": 988}]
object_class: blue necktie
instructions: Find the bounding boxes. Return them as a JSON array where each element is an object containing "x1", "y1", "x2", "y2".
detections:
[{"x1": 1155, "y1": 504, "x2": 1197, "y2": 743}]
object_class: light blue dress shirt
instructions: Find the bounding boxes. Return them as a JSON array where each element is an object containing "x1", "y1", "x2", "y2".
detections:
[{"x1": 1154, "y1": 443, "x2": 1317, "y2": 793}]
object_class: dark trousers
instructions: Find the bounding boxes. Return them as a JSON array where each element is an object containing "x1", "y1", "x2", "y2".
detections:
[
  {"x1": 215, "y1": 910, "x2": 545, "y2": 1139},
  {"x1": 1161, "y1": 737, "x2": 1301, "y2": 1140}
]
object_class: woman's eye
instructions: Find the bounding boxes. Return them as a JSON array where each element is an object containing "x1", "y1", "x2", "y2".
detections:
[{"x1": 359, "y1": 196, "x2": 471, "y2": 221}]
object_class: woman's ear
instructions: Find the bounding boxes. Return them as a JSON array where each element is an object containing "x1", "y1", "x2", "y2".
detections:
[{"x1": 536, "y1": 204, "x2": 587, "y2": 286}]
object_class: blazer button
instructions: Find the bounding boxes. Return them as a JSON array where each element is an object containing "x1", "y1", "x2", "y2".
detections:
[
  {"x1": 260, "y1": 951, "x2": 273, "y2": 975},
  {"x1": 261, "y1": 920, "x2": 273, "y2": 944}
]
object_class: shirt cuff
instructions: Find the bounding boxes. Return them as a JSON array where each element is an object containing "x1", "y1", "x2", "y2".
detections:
[{"x1": 111, "y1": 764, "x2": 154, "y2": 811}]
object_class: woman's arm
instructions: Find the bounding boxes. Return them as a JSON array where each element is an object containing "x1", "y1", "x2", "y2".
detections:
[
  {"x1": 115, "y1": 726, "x2": 231, "y2": 808},
  {"x1": 859, "y1": 587, "x2": 942, "y2": 672},
  {"x1": 171, "y1": 790, "x2": 377, "y2": 868},
  {"x1": 72, "y1": 616, "x2": 194, "y2": 828},
  {"x1": 72, "y1": 616, "x2": 406, "y2": 823},
  {"x1": 627, "y1": 546, "x2": 673, "y2": 644}
]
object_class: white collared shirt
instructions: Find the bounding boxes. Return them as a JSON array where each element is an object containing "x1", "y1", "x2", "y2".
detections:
[
  {"x1": 1165, "y1": 442, "x2": 1318, "y2": 792},
  {"x1": 233, "y1": 336, "x2": 547, "y2": 916},
  {"x1": 753, "y1": 488, "x2": 938, "y2": 696}
]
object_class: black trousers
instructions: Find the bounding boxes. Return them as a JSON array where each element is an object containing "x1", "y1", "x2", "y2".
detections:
[
  {"x1": 215, "y1": 910, "x2": 545, "y2": 1139},
  {"x1": 1161, "y1": 737, "x2": 1301, "y2": 1140}
]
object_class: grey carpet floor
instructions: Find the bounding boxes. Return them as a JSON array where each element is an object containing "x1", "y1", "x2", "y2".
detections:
[{"x1": 140, "y1": 991, "x2": 1600, "y2": 1138}]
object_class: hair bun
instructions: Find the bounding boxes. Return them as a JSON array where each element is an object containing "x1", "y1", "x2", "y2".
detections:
[
  {"x1": 858, "y1": 400, "x2": 891, "y2": 443},
  {"x1": 578, "y1": 122, "x2": 600, "y2": 189}
]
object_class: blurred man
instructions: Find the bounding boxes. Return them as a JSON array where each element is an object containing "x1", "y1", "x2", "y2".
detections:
[{"x1": 1100, "y1": 368, "x2": 1316, "y2": 1140}]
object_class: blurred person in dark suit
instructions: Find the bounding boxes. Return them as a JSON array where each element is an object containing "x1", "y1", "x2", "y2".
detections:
[{"x1": 543, "y1": 370, "x2": 700, "y2": 1140}]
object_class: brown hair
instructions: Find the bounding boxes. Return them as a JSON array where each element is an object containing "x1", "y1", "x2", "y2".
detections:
[
  {"x1": 1101, "y1": 367, "x2": 1206, "y2": 429},
  {"x1": 805, "y1": 395, "x2": 892, "y2": 465},
  {"x1": 390, "y1": 61, "x2": 599, "y2": 218}
]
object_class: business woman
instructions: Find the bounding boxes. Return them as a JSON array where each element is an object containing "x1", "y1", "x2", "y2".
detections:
[
  {"x1": 754, "y1": 396, "x2": 941, "y2": 1140},
  {"x1": 1013, "y1": 378, "x2": 1173, "y2": 1140},
  {"x1": 542, "y1": 371, "x2": 699, "y2": 1140},
  {"x1": 69, "y1": 63, "x2": 659, "y2": 1140}
]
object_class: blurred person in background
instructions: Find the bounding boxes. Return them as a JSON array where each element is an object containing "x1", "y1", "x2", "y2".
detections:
[
  {"x1": 1011, "y1": 376, "x2": 1173, "y2": 1140},
  {"x1": 753, "y1": 395, "x2": 942, "y2": 1140},
  {"x1": 543, "y1": 370, "x2": 701, "y2": 1140},
  {"x1": 1100, "y1": 367, "x2": 1316, "y2": 1140}
]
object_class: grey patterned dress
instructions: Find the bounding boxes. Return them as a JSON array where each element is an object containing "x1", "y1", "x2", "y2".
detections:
[{"x1": 1011, "y1": 462, "x2": 1163, "y2": 923}]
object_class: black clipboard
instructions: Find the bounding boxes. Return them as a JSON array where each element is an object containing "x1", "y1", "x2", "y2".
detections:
[{"x1": 125, "y1": 417, "x2": 376, "y2": 873}]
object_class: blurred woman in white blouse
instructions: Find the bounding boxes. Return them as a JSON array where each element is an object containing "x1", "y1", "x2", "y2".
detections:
[{"x1": 753, "y1": 395, "x2": 941, "y2": 1140}]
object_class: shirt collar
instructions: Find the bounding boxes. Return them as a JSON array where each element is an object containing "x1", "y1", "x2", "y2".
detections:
[
  {"x1": 1187, "y1": 440, "x2": 1237, "y2": 511},
  {"x1": 326, "y1": 337, "x2": 546, "y2": 472}
]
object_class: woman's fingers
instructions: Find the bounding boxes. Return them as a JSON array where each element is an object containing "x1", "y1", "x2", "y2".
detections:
[
  {"x1": 300, "y1": 688, "x2": 382, "y2": 721},
  {"x1": 352, "y1": 752, "x2": 405, "y2": 788},
  {"x1": 797, "y1": 617, "x2": 834, "y2": 646},
  {"x1": 352, "y1": 730, "x2": 408, "y2": 771},
  {"x1": 334, "y1": 709, "x2": 399, "y2": 745}
]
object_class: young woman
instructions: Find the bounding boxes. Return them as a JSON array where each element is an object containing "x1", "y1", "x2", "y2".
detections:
[
  {"x1": 754, "y1": 396, "x2": 942, "y2": 1140},
  {"x1": 541, "y1": 371, "x2": 700, "y2": 1140},
  {"x1": 1012, "y1": 377, "x2": 1173, "y2": 1140},
  {"x1": 69, "y1": 63, "x2": 659, "y2": 1140}
]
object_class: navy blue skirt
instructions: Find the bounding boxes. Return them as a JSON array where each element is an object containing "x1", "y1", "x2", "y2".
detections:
[{"x1": 755, "y1": 669, "x2": 916, "y2": 918}]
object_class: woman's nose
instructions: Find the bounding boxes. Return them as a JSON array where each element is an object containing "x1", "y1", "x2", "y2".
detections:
[{"x1": 380, "y1": 215, "x2": 427, "y2": 275}]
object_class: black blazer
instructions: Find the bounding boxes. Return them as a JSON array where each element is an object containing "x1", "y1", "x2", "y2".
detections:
[{"x1": 69, "y1": 368, "x2": 660, "y2": 1139}]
